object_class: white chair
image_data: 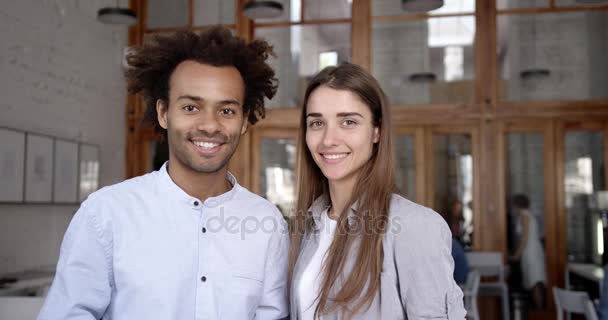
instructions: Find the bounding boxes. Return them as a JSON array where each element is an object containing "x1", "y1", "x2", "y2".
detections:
[
  {"x1": 463, "y1": 270, "x2": 480, "y2": 320},
  {"x1": 466, "y1": 251, "x2": 510, "y2": 320},
  {"x1": 0, "y1": 296, "x2": 45, "y2": 320},
  {"x1": 553, "y1": 287, "x2": 598, "y2": 320}
]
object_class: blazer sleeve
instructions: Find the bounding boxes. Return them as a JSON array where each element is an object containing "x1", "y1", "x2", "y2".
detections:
[{"x1": 393, "y1": 207, "x2": 467, "y2": 319}]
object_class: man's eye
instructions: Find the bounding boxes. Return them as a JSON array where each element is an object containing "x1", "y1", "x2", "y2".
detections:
[
  {"x1": 221, "y1": 108, "x2": 235, "y2": 115},
  {"x1": 183, "y1": 105, "x2": 197, "y2": 112}
]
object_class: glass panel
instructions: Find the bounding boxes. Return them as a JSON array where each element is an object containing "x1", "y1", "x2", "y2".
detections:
[
  {"x1": 498, "y1": 12, "x2": 608, "y2": 102},
  {"x1": 146, "y1": 0, "x2": 188, "y2": 29},
  {"x1": 260, "y1": 138, "x2": 297, "y2": 216},
  {"x1": 255, "y1": 0, "x2": 301, "y2": 23},
  {"x1": 373, "y1": 0, "x2": 475, "y2": 17},
  {"x1": 497, "y1": 0, "x2": 548, "y2": 10},
  {"x1": 565, "y1": 131, "x2": 606, "y2": 264},
  {"x1": 506, "y1": 133, "x2": 548, "y2": 311},
  {"x1": 372, "y1": 17, "x2": 476, "y2": 105},
  {"x1": 395, "y1": 135, "x2": 416, "y2": 200},
  {"x1": 255, "y1": 24, "x2": 352, "y2": 108},
  {"x1": 194, "y1": 0, "x2": 236, "y2": 26},
  {"x1": 304, "y1": 0, "x2": 351, "y2": 20},
  {"x1": 433, "y1": 134, "x2": 473, "y2": 247}
]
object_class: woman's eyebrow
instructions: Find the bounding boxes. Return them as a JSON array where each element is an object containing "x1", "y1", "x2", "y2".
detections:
[
  {"x1": 306, "y1": 113, "x2": 323, "y2": 118},
  {"x1": 336, "y1": 112, "x2": 363, "y2": 118}
]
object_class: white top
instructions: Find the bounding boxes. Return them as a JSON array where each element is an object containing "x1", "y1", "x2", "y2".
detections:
[
  {"x1": 297, "y1": 208, "x2": 338, "y2": 320},
  {"x1": 38, "y1": 162, "x2": 289, "y2": 320}
]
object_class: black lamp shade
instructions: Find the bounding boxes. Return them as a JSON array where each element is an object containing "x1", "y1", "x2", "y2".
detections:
[
  {"x1": 520, "y1": 68, "x2": 551, "y2": 80},
  {"x1": 402, "y1": 0, "x2": 444, "y2": 12},
  {"x1": 98, "y1": 7, "x2": 137, "y2": 25},
  {"x1": 243, "y1": 1, "x2": 284, "y2": 19},
  {"x1": 409, "y1": 72, "x2": 437, "y2": 83}
]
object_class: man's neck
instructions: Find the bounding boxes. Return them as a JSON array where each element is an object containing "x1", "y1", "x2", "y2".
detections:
[{"x1": 167, "y1": 161, "x2": 232, "y2": 202}]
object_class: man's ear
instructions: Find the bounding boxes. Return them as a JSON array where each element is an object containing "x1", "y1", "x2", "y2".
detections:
[
  {"x1": 157, "y1": 99, "x2": 168, "y2": 129},
  {"x1": 241, "y1": 112, "x2": 249, "y2": 135},
  {"x1": 373, "y1": 127, "x2": 380, "y2": 144}
]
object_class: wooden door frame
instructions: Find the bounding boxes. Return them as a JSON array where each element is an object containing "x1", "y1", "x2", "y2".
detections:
[
  {"x1": 250, "y1": 127, "x2": 299, "y2": 195},
  {"x1": 555, "y1": 119, "x2": 608, "y2": 291},
  {"x1": 425, "y1": 124, "x2": 481, "y2": 250},
  {"x1": 497, "y1": 119, "x2": 557, "y2": 316}
]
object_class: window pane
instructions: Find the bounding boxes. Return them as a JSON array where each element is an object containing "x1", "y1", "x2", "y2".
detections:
[
  {"x1": 304, "y1": 0, "x2": 351, "y2": 20},
  {"x1": 433, "y1": 134, "x2": 474, "y2": 247},
  {"x1": 565, "y1": 131, "x2": 605, "y2": 264},
  {"x1": 506, "y1": 133, "x2": 548, "y2": 311},
  {"x1": 373, "y1": 0, "x2": 475, "y2": 17},
  {"x1": 372, "y1": 17, "x2": 475, "y2": 105},
  {"x1": 255, "y1": 24, "x2": 352, "y2": 108},
  {"x1": 498, "y1": 12, "x2": 608, "y2": 102},
  {"x1": 497, "y1": 0, "x2": 548, "y2": 10},
  {"x1": 255, "y1": 0, "x2": 301, "y2": 23},
  {"x1": 194, "y1": 0, "x2": 236, "y2": 26},
  {"x1": 260, "y1": 138, "x2": 296, "y2": 216},
  {"x1": 395, "y1": 135, "x2": 416, "y2": 201},
  {"x1": 146, "y1": 0, "x2": 188, "y2": 29}
]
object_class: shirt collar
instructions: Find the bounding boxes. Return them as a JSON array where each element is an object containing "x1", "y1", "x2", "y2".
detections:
[
  {"x1": 157, "y1": 161, "x2": 239, "y2": 208},
  {"x1": 307, "y1": 194, "x2": 359, "y2": 230}
]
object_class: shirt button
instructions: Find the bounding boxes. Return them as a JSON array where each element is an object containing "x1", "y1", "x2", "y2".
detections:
[
  {"x1": 202, "y1": 227, "x2": 207, "y2": 233},
  {"x1": 193, "y1": 200, "x2": 199, "y2": 207},
  {"x1": 201, "y1": 276, "x2": 207, "y2": 282}
]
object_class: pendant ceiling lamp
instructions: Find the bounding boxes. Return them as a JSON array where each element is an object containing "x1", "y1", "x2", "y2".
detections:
[
  {"x1": 519, "y1": 16, "x2": 551, "y2": 80},
  {"x1": 243, "y1": 1, "x2": 284, "y2": 19},
  {"x1": 408, "y1": 21, "x2": 436, "y2": 84},
  {"x1": 98, "y1": 0, "x2": 137, "y2": 25},
  {"x1": 402, "y1": 0, "x2": 444, "y2": 12}
]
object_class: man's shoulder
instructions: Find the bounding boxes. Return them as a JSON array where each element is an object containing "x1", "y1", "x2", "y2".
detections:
[{"x1": 83, "y1": 171, "x2": 158, "y2": 206}]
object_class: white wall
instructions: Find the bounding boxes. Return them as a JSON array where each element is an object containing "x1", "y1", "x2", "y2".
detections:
[{"x1": 0, "y1": 0, "x2": 127, "y2": 274}]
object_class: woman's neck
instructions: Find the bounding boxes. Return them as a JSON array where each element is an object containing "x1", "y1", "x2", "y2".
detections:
[{"x1": 327, "y1": 176, "x2": 357, "y2": 220}]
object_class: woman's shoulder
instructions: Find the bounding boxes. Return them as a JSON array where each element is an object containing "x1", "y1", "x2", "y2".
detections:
[
  {"x1": 389, "y1": 194, "x2": 445, "y2": 223},
  {"x1": 387, "y1": 193, "x2": 450, "y2": 240}
]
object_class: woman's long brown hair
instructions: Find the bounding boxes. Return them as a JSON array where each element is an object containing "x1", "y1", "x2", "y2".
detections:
[{"x1": 288, "y1": 63, "x2": 396, "y2": 319}]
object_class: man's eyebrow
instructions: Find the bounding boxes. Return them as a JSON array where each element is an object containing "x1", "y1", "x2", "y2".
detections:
[
  {"x1": 217, "y1": 99, "x2": 241, "y2": 106},
  {"x1": 176, "y1": 96, "x2": 241, "y2": 106},
  {"x1": 177, "y1": 95, "x2": 203, "y2": 102}
]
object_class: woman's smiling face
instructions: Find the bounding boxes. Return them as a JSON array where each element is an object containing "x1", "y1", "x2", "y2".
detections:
[{"x1": 305, "y1": 86, "x2": 379, "y2": 185}]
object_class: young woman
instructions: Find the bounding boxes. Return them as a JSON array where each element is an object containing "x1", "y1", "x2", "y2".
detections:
[{"x1": 289, "y1": 63, "x2": 466, "y2": 319}]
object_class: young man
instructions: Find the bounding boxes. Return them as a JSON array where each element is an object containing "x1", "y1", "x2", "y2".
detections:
[{"x1": 38, "y1": 27, "x2": 289, "y2": 319}]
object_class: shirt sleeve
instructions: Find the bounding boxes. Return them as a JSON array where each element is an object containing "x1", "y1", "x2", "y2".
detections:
[
  {"x1": 37, "y1": 199, "x2": 113, "y2": 320},
  {"x1": 255, "y1": 215, "x2": 290, "y2": 320},
  {"x1": 394, "y1": 209, "x2": 467, "y2": 319}
]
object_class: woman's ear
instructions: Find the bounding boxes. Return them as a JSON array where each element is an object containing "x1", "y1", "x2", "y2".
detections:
[{"x1": 373, "y1": 127, "x2": 380, "y2": 143}]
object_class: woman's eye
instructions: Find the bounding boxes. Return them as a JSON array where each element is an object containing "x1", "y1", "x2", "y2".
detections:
[
  {"x1": 343, "y1": 119, "x2": 356, "y2": 126},
  {"x1": 309, "y1": 121, "x2": 323, "y2": 128}
]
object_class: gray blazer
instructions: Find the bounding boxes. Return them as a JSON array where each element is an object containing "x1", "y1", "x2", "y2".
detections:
[{"x1": 290, "y1": 194, "x2": 466, "y2": 319}]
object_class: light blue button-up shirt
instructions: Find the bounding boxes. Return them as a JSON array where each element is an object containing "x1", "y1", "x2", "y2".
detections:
[{"x1": 38, "y1": 163, "x2": 289, "y2": 320}]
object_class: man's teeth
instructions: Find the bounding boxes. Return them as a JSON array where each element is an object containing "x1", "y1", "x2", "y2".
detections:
[
  {"x1": 323, "y1": 153, "x2": 347, "y2": 160},
  {"x1": 193, "y1": 141, "x2": 220, "y2": 148}
]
